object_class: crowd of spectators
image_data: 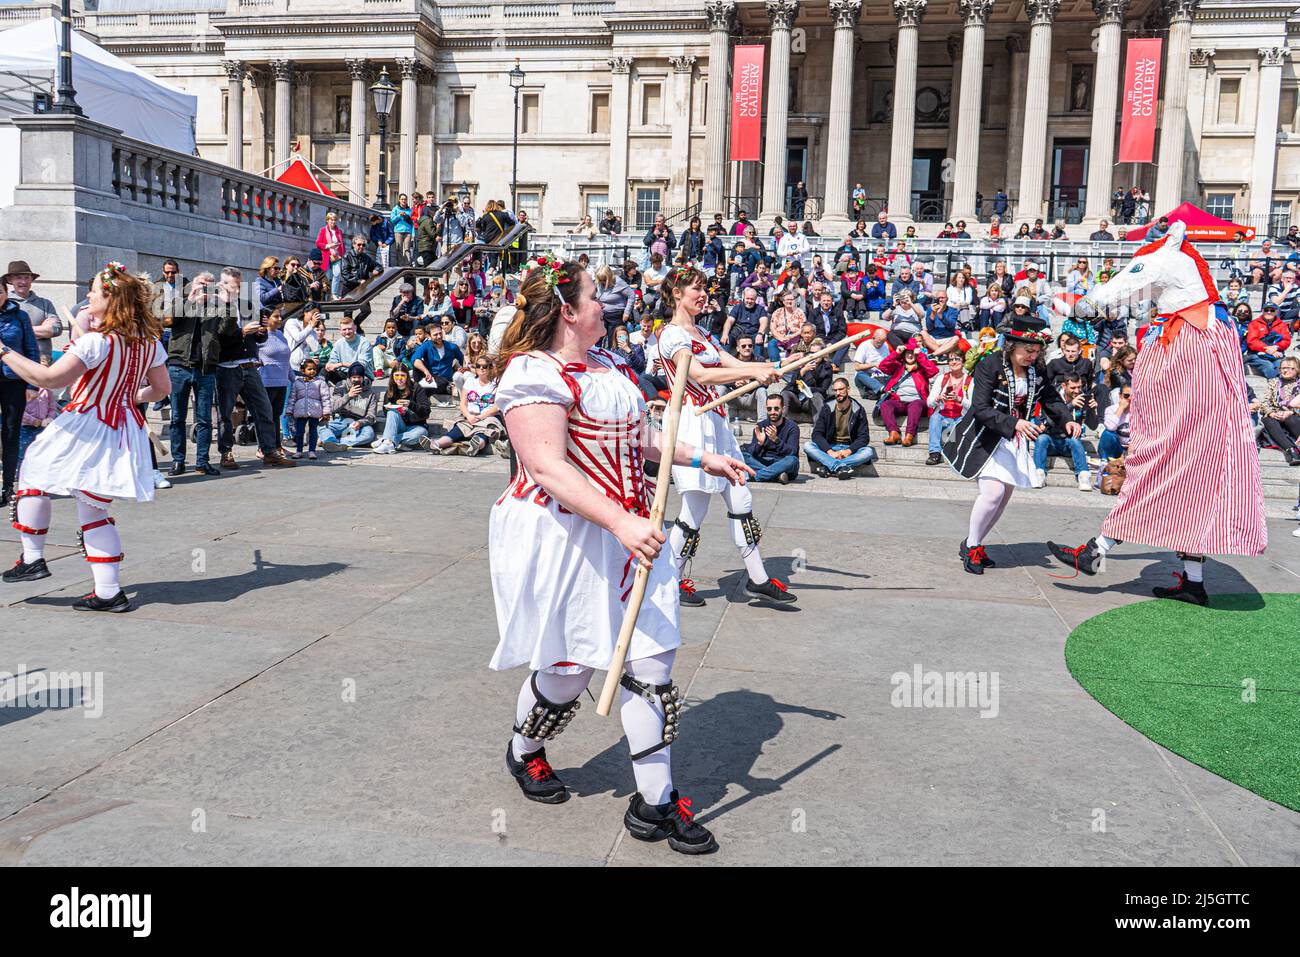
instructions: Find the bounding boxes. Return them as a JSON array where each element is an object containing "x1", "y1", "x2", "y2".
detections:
[{"x1": 3, "y1": 196, "x2": 1299, "y2": 511}]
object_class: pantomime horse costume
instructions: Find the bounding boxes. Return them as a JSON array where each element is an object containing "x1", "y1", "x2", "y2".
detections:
[{"x1": 1048, "y1": 221, "x2": 1267, "y2": 604}]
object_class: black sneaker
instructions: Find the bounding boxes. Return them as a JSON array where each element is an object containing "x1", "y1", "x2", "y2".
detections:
[
  {"x1": 624, "y1": 790, "x2": 719, "y2": 855},
  {"x1": 72, "y1": 590, "x2": 132, "y2": 613},
  {"x1": 746, "y1": 577, "x2": 796, "y2": 603},
  {"x1": 505, "y1": 742, "x2": 569, "y2": 804},
  {"x1": 1047, "y1": 538, "x2": 1103, "y2": 576},
  {"x1": 168, "y1": 462, "x2": 186, "y2": 477},
  {"x1": 958, "y1": 539, "x2": 996, "y2": 569},
  {"x1": 809, "y1": 461, "x2": 830, "y2": 478},
  {"x1": 962, "y1": 543, "x2": 988, "y2": 575},
  {"x1": 1152, "y1": 573, "x2": 1208, "y2": 607},
  {"x1": 679, "y1": 579, "x2": 706, "y2": 607},
  {"x1": 926, "y1": 452, "x2": 942, "y2": 466},
  {"x1": 2, "y1": 557, "x2": 50, "y2": 583},
  {"x1": 836, "y1": 468, "x2": 853, "y2": 480}
]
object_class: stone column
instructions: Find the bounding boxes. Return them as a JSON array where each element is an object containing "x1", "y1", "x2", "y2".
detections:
[
  {"x1": 1015, "y1": 1, "x2": 1058, "y2": 224},
  {"x1": 1153, "y1": 0, "x2": 1199, "y2": 216},
  {"x1": 820, "y1": 0, "x2": 862, "y2": 228},
  {"x1": 951, "y1": 0, "x2": 992, "y2": 223},
  {"x1": 1182, "y1": 47, "x2": 1213, "y2": 202},
  {"x1": 346, "y1": 59, "x2": 370, "y2": 204},
  {"x1": 943, "y1": 34, "x2": 962, "y2": 208},
  {"x1": 425, "y1": 66, "x2": 439, "y2": 200},
  {"x1": 1250, "y1": 47, "x2": 1288, "y2": 219},
  {"x1": 608, "y1": 56, "x2": 634, "y2": 217},
  {"x1": 758, "y1": 0, "x2": 799, "y2": 223},
  {"x1": 223, "y1": 59, "x2": 245, "y2": 170},
  {"x1": 271, "y1": 59, "x2": 292, "y2": 166},
  {"x1": 397, "y1": 58, "x2": 419, "y2": 198},
  {"x1": 670, "y1": 56, "x2": 697, "y2": 210},
  {"x1": 886, "y1": 1, "x2": 926, "y2": 224},
  {"x1": 1082, "y1": 0, "x2": 1128, "y2": 225},
  {"x1": 1002, "y1": 35, "x2": 1027, "y2": 208},
  {"x1": 703, "y1": 0, "x2": 735, "y2": 216}
]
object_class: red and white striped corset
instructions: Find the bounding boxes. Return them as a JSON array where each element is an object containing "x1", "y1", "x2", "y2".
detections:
[
  {"x1": 499, "y1": 349, "x2": 652, "y2": 517},
  {"x1": 660, "y1": 328, "x2": 726, "y2": 418},
  {"x1": 63, "y1": 334, "x2": 154, "y2": 429}
]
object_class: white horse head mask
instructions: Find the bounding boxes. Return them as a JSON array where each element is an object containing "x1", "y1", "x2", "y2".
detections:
[{"x1": 1074, "y1": 221, "x2": 1219, "y2": 330}]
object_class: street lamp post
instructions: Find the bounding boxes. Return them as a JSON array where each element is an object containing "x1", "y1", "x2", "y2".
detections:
[
  {"x1": 53, "y1": 0, "x2": 83, "y2": 115},
  {"x1": 369, "y1": 67, "x2": 398, "y2": 211},
  {"x1": 509, "y1": 59, "x2": 525, "y2": 214}
]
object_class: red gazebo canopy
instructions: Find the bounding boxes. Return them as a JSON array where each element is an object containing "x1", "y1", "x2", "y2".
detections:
[
  {"x1": 274, "y1": 157, "x2": 333, "y2": 196},
  {"x1": 1125, "y1": 202, "x2": 1255, "y2": 243}
]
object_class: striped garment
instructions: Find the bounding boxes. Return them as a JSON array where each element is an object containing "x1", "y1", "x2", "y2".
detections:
[{"x1": 1100, "y1": 313, "x2": 1266, "y2": 555}]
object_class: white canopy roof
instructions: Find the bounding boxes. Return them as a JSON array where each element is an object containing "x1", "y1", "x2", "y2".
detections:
[{"x1": 0, "y1": 17, "x2": 197, "y2": 154}]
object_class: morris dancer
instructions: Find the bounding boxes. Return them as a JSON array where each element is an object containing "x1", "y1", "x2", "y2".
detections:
[
  {"x1": 1048, "y1": 222, "x2": 1266, "y2": 605},
  {"x1": 942, "y1": 313, "x2": 1079, "y2": 574},
  {"x1": 491, "y1": 257, "x2": 751, "y2": 855},
  {"x1": 659, "y1": 266, "x2": 796, "y2": 607},
  {"x1": 1, "y1": 264, "x2": 170, "y2": 611}
]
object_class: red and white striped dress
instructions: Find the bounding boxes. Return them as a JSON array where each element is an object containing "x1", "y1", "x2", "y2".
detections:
[
  {"x1": 1101, "y1": 315, "x2": 1266, "y2": 555},
  {"x1": 658, "y1": 323, "x2": 738, "y2": 495},
  {"x1": 18, "y1": 332, "x2": 166, "y2": 503}
]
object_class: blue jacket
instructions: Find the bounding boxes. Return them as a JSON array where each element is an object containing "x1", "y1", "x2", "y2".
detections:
[
  {"x1": 255, "y1": 275, "x2": 283, "y2": 312},
  {"x1": 925, "y1": 305, "x2": 961, "y2": 340},
  {"x1": 390, "y1": 204, "x2": 415, "y2": 235},
  {"x1": 371, "y1": 219, "x2": 396, "y2": 246},
  {"x1": 0, "y1": 299, "x2": 40, "y2": 378}
]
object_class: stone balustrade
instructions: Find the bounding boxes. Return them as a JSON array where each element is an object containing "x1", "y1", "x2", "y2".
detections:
[{"x1": 0, "y1": 113, "x2": 374, "y2": 310}]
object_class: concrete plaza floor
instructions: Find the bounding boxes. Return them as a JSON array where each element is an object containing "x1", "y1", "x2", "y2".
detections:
[{"x1": 1, "y1": 449, "x2": 1298, "y2": 866}]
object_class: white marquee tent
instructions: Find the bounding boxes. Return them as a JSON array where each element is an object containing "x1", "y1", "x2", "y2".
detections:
[{"x1": 0, "y1": 17, "x2": 197, "y2": 154}]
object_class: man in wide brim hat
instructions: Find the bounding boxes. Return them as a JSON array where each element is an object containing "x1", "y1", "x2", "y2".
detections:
[{"x1": 2, "y1": 261, "x2": 39, "y2": 284}]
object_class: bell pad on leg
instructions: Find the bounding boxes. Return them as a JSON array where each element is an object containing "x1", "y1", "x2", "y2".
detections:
[
  {"x1": 513, "y1": 672, "x2": 582, "y2": 741},
  {"x1": 78, "y1": 518, "x2": 124, "y2": 563},
  {"x1": 727, "y1": 510, "x2": 762, "y2": 546},
  {"x1": 619, "y1": 674, "x2": 681, "y2": 760},
  {"x1": 673, "y1": 518, "x2": 701, "y2": 561},
  {"x1": 10, "y1": 489, "x2": 49, "y2": 535}
]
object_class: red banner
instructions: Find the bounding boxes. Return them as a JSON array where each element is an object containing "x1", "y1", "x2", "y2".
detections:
[
  {"x1": 729, "y1": 44, "x2": 765, "y2": 162},
  {"x1": 1118, "y1": 38, "x2": 1162, "y2": 164}
]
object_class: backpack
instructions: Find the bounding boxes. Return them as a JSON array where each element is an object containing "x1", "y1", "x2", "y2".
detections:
[{"x1": 1098, "y1": 456, "x2": 1126, "y2": 495}]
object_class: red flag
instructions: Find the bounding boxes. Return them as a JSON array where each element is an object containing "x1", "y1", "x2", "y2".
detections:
[
  {"x1": 1118, "y1": 38, "x2": 1162, "y2": 164},
  {"x1": 729, "y1": 45, "x2": 764, "y2": 162}
]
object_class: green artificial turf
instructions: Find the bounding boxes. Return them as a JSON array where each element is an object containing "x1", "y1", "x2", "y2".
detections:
[{"x1": 1065, "y1": 593, "x2": 1300, "y2": 812}]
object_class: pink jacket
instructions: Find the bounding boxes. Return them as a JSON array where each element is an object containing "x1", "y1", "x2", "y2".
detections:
[
  {"x1": 22, "y1": 387, "x2": 55, "y2": 427},
  {"x1": 878, "y1": 340, "x2": 939, "y2": 401},
  {"x1": 316, "y1": 224, "x2": 344, "y2": 271}
]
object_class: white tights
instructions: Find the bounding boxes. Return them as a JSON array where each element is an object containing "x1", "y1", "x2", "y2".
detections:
[
  {"x1": 967, "y1": 478, "x2": 1015, "y2": 548},
  {"x1": 667, "y1": 486, "x2": 769, "y2": 584},
  {"x1": 511, "y1": 649, "x2": 677, "y2": 805},
  {"x1": 15, "y1": 493, "x2": 121, "y2": 598}
]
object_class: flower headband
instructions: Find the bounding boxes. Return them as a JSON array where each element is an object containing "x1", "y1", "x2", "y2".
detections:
[
  {"x1": 99, "y1": 261, "x2": 127, "y2": 290},
  {"x1": 526, "y1": 256, "x2": 571, "y2": 304}
]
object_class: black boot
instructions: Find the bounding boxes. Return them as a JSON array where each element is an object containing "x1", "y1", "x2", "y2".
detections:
[
  {"x1": 1152, "y1": 573, "x2": 1208, "y2": 607},
  {"x1": 72, "y1": 590, "x2": 132, "y2": 613},
  {"x1": 1285, "y1": 446, "x2": 1300, "y2": 466},
  {"x1": 2, "y1": 557, "x2": 50, "y2": 583},
  {"x1": 505, "y1": 742, "x2": 569, "y2": 804},
  {"x1": 959, "y1": 539, "x2": 996, "y2": 568},
  {"x1": 678, "y1": 579, "x2": 706, "y2": 607},
  {"x1": 624, "y1": 790, "x2": 719, "y2": 855},
  {"x1": 1047, "y1": 538, "x2": 1104, "y2": 576},
  {"x1": 746, "y1": 577, "x2": 796, "y2": 603}
]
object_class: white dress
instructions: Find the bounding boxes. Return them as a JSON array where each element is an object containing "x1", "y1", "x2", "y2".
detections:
[
  {"x1": 488, "y1": 349, "x2": 680, "y2": 674},
  {"x1": 976, "y1": 374, "x2": 1036, "y2": 488},
  {"x1": 657, "y1": 323, "x2": 743, "y2": 494},
  {"x1": 19, "y1": 332, "x2": 166, "y2": 503}
]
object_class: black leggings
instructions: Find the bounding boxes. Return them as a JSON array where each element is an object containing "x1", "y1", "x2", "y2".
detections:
[
  {"x1": 1, "y1": 378, "x2": 26, "y2": 491},
  {"x1": 1262, "y1": 413, "x2": 1300, "y2": 450}
]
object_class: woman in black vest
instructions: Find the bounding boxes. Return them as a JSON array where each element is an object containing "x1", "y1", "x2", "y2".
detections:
[{"x1": 941, "y1": 312, "x2": 1077, "y2": 574}]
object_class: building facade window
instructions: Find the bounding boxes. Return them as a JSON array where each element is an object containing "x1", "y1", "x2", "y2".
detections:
[
  {"x1": 453, "y1": 93, "x2": 472, "y2": 134},
  {"x1": 641, "y1": 83, "x2": 662, "y2": 126},
  {"x1": 635, "y1": 186, "x2": 661, "y2": 228},
  {"x1": 521, "y1": 92, "x2": 540, "y2": 134},
  {"x1": 1204, "y1": 192, "x2": 1235, "y2": 220},
  {"x1": 1270, "y1": 199, "x2": 1292, "y2": 236},
  {"x1": 590, "y1": 91, "x2": 610, "y2": 134},
  {"x1": 1216, "y1": 78, "x2": 1240, "y2": 126},
  {"x1": 517, "y1": 189, "x2": 543, "y2": 222},
  {"x1": 582, "y1": 189, "x2": 609, "y2": 221}
]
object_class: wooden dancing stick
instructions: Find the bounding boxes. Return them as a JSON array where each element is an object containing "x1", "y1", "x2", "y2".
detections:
[
  {"x1": 693, "y1": 326, "x2": 876, "y2": 416},
  {"x1": 596, "y1": 352, "x2": 693, "y2": 717}
]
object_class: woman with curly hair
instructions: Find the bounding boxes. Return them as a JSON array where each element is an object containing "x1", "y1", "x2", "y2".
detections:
[
  {"x1": 489, "y1": 256, "x2": 751, "y2": 854},
  {"x1": 0, "y1": 263, "x2": 171, "y2": 611},
  {"x1": 657, "y1": 265, "x2": 796, "y2": 607}
]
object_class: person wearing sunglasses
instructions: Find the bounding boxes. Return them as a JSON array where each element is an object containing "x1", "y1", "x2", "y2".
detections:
[{"x1": 427, "y1": 358, "x2": 501, "y2": 456}]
